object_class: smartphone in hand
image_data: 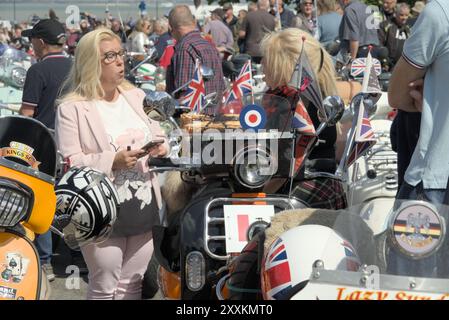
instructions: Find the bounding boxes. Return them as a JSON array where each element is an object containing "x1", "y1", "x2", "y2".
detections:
[{"x1": 141, "y1": 139, "x2": 165, "y2": 152}]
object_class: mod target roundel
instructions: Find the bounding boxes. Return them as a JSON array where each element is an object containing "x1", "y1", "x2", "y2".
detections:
[{"x1": 239, "y1": 104, "x2": 267, "y2": 130}]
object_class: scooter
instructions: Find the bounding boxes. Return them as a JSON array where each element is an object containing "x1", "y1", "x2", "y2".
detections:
[
  {"x1": 151, "y1": 91, "x2": 345, "y2": 300},
  {"x1": 244, "y1": 198, "x2": 449, "y2": 300},
  {"x1": 0, "y1": 45, "x2": 35, "y2": 116},
  {"x1": 217, "y1": 90, "x2": 397, "y2": 299},
  {"x1": 0, "y1": 115, "x2": 58, "y2": 300},
  {"x1": 125, "y1": 43, "x2": 165, "y2": 92}
]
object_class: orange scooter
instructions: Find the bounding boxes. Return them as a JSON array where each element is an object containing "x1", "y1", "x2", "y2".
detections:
[{"x1": 0, "y1": 115, "x2": 57, "y2": 300}]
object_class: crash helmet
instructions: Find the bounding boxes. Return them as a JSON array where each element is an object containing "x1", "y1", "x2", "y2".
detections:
[
  {"x1": 53, "y1": 166, "x2": 119, "y2": 250},
  {"x1": 261, "y1": 224, "x2": 361, "y2": 300}
]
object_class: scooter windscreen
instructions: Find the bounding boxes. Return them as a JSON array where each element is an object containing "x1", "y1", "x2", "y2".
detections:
[
  {"x1": 0, "y1": 116, "x2": 57, "y2": 233},
  {"x1": 0, "y1": 116, "x2": 57, "y2": 181},
  {"x1": 216, "y1": 93, "x2": 293, "y2": 133},
  {"x1": 261, "y1": 200, "x2": 449, "y2": 300},
  {"x1": 180, "y1": 93, "x2": 315, "y2": 181}
]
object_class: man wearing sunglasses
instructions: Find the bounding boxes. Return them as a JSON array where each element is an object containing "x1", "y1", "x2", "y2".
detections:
[
  {"x1": 295, "y1": 0, "x2": 317, "y2": 34},
  {"x1": 19, "y1": 18, "x2": 72, "y2": 282}
]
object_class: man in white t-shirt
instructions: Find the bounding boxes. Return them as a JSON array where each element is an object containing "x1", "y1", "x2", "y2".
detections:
[{"x1": 388, "y1": 0, "x2": 449, "y2": 277}]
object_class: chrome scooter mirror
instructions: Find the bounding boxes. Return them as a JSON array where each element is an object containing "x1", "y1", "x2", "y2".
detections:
[
  {"x1": 201, "y1": 65, "x2": 214, "y2": 81},
  {"x1": 350, "y1": 92, "x2": 380, "y2": 118},
  {"x1": 319, "y1": 95, "x2": 345, "y2": 126},
  {"x1": 143, "y1": 91, "x2": 178, "y2": 121},
  {"x1": 200, "y1": 92, "x2": 218, "y2": 113}
]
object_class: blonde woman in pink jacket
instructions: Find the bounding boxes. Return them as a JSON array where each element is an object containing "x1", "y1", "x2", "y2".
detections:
[{"x1": 55, "y1": 28, "x2": 169, "y2": 300}]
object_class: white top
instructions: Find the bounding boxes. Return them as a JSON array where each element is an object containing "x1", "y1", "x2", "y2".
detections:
[
  {"x1": 402, "y1": 0, "x2": 449, "y2": 189},
  {"x1": 95, "y1": 94, "x2": 159, "y2": 237},
  {"x1": 95, "y1": 94, "x2": 152, "y2": 152}
]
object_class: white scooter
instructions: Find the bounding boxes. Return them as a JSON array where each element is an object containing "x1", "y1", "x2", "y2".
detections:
[{"x1": 0, "y1": 45, "x2": 35, "y2": 116}]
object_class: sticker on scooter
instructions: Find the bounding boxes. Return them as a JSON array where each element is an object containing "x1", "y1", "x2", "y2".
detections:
[
  {"x1": 224, "y1": 205, "x2": 275, "y2": 253},
  {"x1": 389, "y1": 201, "x2": 445, "y2": 259},
  {"x1": 1, "y1": 253, "x2": 30, "y2": 284},
  {"x1": 0, "y1": 141, "x2": 41, "y2": 169},
  {"x1": 0, "y1": 285, "x2": 17, "y2": 299},
  {"x1": 239, "y1": 104, "x2": 267, "y2": 130}
]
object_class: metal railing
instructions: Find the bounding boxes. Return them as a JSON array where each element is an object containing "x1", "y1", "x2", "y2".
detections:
[{"x1": 0, "y1": 103, "x2": 20, "y2": 115}]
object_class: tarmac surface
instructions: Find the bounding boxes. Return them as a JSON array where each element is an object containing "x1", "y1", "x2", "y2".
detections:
[{"x1": 48, "y1": 239, "x2": 87, "y2": 300}]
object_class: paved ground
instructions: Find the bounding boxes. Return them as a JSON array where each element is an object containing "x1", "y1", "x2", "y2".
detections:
[
  {"x1": 48, "y1": 239, "x2": 88, "y2": 300},
  {"x1": 48, "y1": 240, "x2": 162, "y2": 300}
]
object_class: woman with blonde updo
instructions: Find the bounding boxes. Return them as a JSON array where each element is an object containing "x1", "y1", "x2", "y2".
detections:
[{"x1": 261, "y1": 28, "x2": 346, "y2": 209}]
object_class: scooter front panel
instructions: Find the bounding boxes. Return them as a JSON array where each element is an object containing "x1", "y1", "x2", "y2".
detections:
[{"x1": 0, "y1": 230, "x2": 40, "y2": 300}]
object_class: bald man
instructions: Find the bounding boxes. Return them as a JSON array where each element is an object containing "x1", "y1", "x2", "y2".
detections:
[{"x1": 166, "y1": 5, "x2": 225, "y2": 106}]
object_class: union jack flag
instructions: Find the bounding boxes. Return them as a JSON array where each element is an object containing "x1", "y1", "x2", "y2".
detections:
[
  {"x1": 223, "y1": 59, "x2": 253, "y2": 105},
  {"x1": 346, "y1": 99, "x2": 377, "y2": 168},
  {"x1": 263, "y1": 238, "x2": 292, "y2": 300},
  {"x1": 345, "y1": 51, "x2": 379, "y2": 168},
  {"x1": 288, "y1": 43, "x2": 325, "y2": 121},
  {"x1": 292, "y1": 99, "x2": 316, "y2": 134},
  {"x1": 292, "y1": 134, "x2": 316, "y2": 177},
  {"x1": 351, "y1": 57, "x2": 382, "y2": 78},
  {"x1": 180, "y1": 60, "x2": 205, "y2": 113},
  {"x1": 291, "y1": 98, "x2": 317, "y2": 177},
  {"x1": 341, "y1": 240, "x2": 361, "y2": 271}
]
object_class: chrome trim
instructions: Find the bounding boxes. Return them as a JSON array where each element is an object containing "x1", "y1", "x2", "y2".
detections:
[
  {"x1": 0, "y1": 158, "x2": 55, "y2": 184},
  {"x1": 233, "y1": 147, "x2": 276, "y2": 189},
  {"x1": 203, "y1": 197, "x2": 302, "y2": 261},
  {"x1": 149, "y1": 167, "x2": 191, "y2": 173},
  {"x1": 304, "y1": 171, "x2": 343, "y2": 181},
  {"x1": 0, "y1": 103, "x2": 20, "y2": 114}
]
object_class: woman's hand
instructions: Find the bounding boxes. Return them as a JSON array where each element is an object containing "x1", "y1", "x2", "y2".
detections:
[
  {"x1": 113, "y1": 149, "x2": 146, "y2": 170},
  {"x1": 144, "y1": 143, "x2": 168, "y2": 158}
]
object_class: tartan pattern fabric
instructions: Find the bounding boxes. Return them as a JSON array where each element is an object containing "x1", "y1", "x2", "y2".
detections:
[
  {"x1": 166, "y1": 31, "x2": 225, "y2": 101},
  {"x1": 291, "y1": 177, "x2": 348, "y2": 210}
]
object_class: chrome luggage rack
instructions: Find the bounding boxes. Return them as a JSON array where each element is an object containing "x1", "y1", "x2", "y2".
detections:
[{"x1": 203, "y1": 196, "x2": 304, "y2": 261}]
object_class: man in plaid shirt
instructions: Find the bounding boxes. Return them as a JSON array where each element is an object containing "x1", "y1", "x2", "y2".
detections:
[{"x1": 166, "y1": 5, "x2": 225, "y2": 104}]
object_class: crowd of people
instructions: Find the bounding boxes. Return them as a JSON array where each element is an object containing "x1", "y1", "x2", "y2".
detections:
[
  {"x1": 3, "y1": 0, "x2": 448, "y2": 298},
  {"x1": 0, "y1": 0, "x2": 426, "y2": 71}
]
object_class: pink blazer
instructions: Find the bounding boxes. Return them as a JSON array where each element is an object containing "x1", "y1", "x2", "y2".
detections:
[{"x1": 55, "y1": 87, "x2": 167, "y2": 209}]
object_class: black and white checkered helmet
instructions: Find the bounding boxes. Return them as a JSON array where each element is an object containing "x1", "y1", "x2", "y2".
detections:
[{"x1": 54, "y1": 166, "x2": 119, "y2": 250}]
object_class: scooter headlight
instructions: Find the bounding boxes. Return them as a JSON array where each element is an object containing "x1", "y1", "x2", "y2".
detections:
[
  {"x1": 10, "y1": 66, "x2": 27, "y2": 88},
  {"x1": 0, "y1": 178, "x2": 32, "y2": 227},
  {"x1": 234, "y1": 147, "x2": 276, "y2": 189}
]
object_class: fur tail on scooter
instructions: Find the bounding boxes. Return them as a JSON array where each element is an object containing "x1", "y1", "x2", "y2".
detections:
[{"x1": 161, "y1": 172, "x2": 199, "y2": 216}]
